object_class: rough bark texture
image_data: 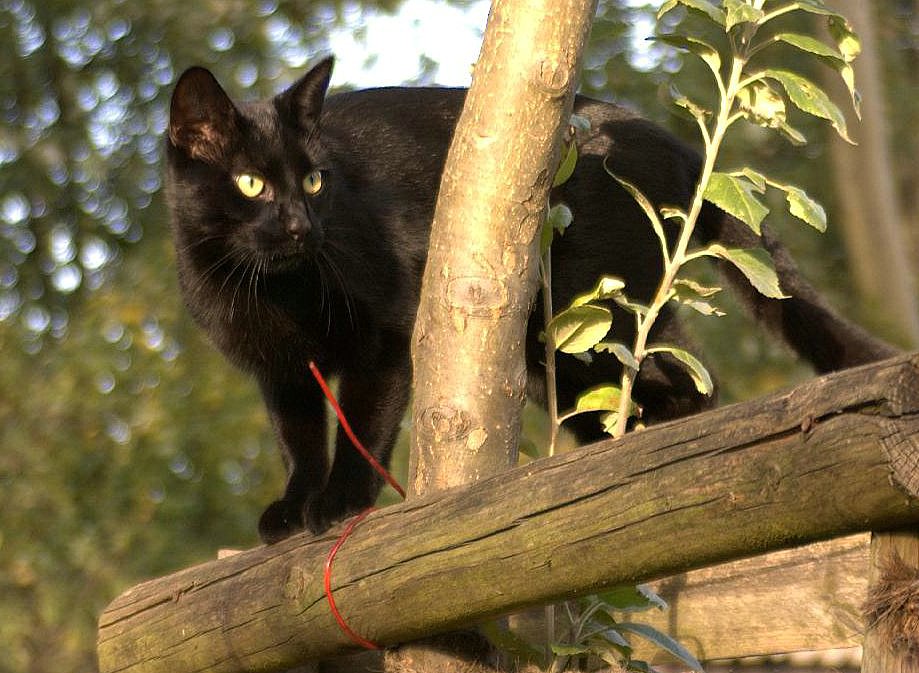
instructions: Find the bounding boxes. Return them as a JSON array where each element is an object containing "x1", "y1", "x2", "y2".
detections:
[
  {"x1": 824, "y1": 7, "x2": 919, "y2": 670},
  {"x1": 97, "y1": 354, "x2": 919, "y2": 673},
  {"x1": 408, "y1": 0, "x2": 597, "y2": 495},
  {"x1": 401, "y1": 0, "x2": 597, "y2": 669}
]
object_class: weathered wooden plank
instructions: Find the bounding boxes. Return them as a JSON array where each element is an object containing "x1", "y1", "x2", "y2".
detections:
[
  {"x1": 98, "y1": 355, "x2": 919, "y2": 673},
  {"x1": 637, "y1": 534, "x2": 869, "y2": 663}
]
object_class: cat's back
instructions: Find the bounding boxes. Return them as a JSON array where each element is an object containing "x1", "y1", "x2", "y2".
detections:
[
  {"x1": 321, "y1": 86, "x2": 696, "y2": 171},
  {"x1": 321, "y1": 86, "x2": 467, "y2": 151}
]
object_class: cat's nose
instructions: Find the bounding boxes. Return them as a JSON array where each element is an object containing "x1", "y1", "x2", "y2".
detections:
[
  {"x1": 286, "y1": 216, "x2": 308, "y2": 241},
  {"x1": 282, "y1": 200, "x2": 310, "y2": 241}
]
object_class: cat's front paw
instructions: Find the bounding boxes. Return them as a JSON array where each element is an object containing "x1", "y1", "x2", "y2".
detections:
[
  {"x1": 258, "y1": 499, "x2": 305, "y2": 544},
  {"x1": 302, "y1": 499, "x2": 343, "y2": 536},
  {"x1": 303, "y1": 490, "x2": 371, "y2": 535}
]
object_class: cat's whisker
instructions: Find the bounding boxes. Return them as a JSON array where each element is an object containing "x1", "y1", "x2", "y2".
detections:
[
  {"x1": 316, "y1": 257, "x2": 331, "y2": 335},
  {"x1": 225, "y1": 256, "x2": 251, "y2": 322},
  {"x1": 246, "y1": 255, "x2": 260, "y2": 319},
  {"x1": 253, "y1": 258, "x2": 266, "y2": 324},
  {"x1": 185, "y1": 251, "x2": 235, "y2": 303},
  {"x1": 319, "y1": 249, "x2": 356, "y2": 332},
  {"x1": 176, "y1": 233, "x2": 227, "y2": 255}
]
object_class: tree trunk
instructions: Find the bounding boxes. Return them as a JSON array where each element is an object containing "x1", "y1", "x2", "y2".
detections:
[
  {"x1": 408, "y1": 0, "x2": 596, "y2": 494},
  {"x1": 825, "y1": 0, "x2": 919, "y2": 346},
  {"x1": 401, "y1": 0, "x2": 596, "y2": 669},
  {"x1": 824, "y1": 7, "x2": 919, "y2": 671}
]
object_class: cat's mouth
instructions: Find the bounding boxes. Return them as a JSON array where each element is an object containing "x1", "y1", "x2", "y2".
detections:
[{"x1": 258, "y1": 249, "x2": 308, "y2": 274}]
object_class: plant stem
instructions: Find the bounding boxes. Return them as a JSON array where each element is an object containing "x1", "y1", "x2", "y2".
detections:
[
  {"x1": 612, "y1": 43, "x2": 749, "y2": 438},
  {"x1": 540, "y1": 253, "x2": 561, "y2": 457}
]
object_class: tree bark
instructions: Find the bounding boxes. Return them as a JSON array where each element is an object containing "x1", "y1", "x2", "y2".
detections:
[
  {"x1": 824, "y1": 8, "x2": 919, "y2": 671},
  {"x1": 402, "y1": 1, "x2": 597, "y2": 668},
  {"x1": 408, "y1": 0, "x2": 597, "y2": 495},
  {"x1": 97, "y1": 354, "x2": 919, "y2": 673}
]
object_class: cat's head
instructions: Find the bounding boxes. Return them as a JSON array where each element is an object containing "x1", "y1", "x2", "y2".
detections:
[{"x1": 166, "y1": 58, "x2": 335, "y2": 274}]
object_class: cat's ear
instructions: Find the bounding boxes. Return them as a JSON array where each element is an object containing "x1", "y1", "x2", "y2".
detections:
[
  {"x1": 169, "y1": 67, "x2": 239, "y2": 164},
  {"x1": 279, "y1": 57, "x2": 334, "y2": 131}
]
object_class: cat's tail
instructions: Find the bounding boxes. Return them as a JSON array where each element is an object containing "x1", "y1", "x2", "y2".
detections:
[{"x1": 697, "y1": 203, "x2": 901, "y2": 373}]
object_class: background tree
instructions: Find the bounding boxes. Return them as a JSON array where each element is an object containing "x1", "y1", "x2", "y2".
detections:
[{"x1": 824, "y1": 0, "x2": 919, "y2": 345}]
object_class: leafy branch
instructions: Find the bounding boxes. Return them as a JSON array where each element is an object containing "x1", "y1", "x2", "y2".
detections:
[
  {"x1": 530, "y1": 1, "x2": 863, "y2": 670},
  {"x1": 541, "y1": 0, "x2": 861, "y2": 443}
]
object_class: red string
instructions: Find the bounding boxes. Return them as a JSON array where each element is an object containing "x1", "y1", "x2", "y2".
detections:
[
  {"x1": 308, "y1": 361, "x2": 406, "y2": 499},
  {"x1": 308, "y1": 360, "x2": 406, "y2": 650},
  {"x1": 323, "y1": 507, "x2": 381, "y2": 650}
]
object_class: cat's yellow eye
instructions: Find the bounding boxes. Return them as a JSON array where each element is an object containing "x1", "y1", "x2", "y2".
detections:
[
  {"x1": 234, "y1": 173, "x2": 266, "y2": 199},
  {"x1": 303, "y1": 170, "x2": 323, "y2": 196}
]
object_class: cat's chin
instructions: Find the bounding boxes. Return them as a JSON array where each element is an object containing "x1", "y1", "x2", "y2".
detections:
[{"x1": 260, "y1": 252, "x2": 308, "y2": 275}]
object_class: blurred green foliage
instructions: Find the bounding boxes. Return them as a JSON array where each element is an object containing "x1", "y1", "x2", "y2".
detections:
[{"x1": 0, "y1": 1, "x2": 915, "y2": 671}]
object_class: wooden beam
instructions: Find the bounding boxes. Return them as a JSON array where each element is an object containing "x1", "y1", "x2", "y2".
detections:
[
  {"x1": 98, "y1": 354, "x2": 919, "y2": 673},
  {"x1": 639, "y1": 534, "x2": 869, "y2": 663}
]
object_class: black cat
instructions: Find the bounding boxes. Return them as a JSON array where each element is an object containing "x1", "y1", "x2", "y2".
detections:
[{"x1": 165, "y1": 57, "x2": 896, "y2": 543}]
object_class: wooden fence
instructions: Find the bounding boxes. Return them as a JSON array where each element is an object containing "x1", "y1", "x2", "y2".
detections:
[{"x1": 97, "y1": 354, "x2": 919, "y2": 673}]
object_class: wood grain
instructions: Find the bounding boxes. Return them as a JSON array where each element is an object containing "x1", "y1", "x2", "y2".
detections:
[{"x1": 98, "y1": 355, "x2": 919, "y2": 673}]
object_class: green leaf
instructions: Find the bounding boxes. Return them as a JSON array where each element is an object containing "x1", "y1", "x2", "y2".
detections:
[
  {"x1": 617, "y1": 622, "x2": 705, "y2": 672},
  {"x1": 570, "y1": 275, "x2": 627, "y2": 307},
  {"x1": 549, "y1": 643, "x2": 591, "y2": 657},
  {"x1": 723, "y1": 0, "x2": 764, "y2": 30},
  {"x1": 658, "y1": 0, "x2": 725, "y2": 26},
  {"x1": 744, "y1": 174, "x2": 826, "y2": 232},
  {"x1": 479, "y1": 621, "x2": 546, "y2": 666},
  {"x1": 828, "y1": 15, "x2": 861, "y2": 62},
  {"x1": 542, "y1": 203, "x2": 573, "y2": 256},
  {"x1": 673, "y1": 278, "x2": 721, "y2": 299},
  {"x1": 654, "y1": 34, "x2": 720, "y2": 75},
  {"x1": 783, "y1": 185, "x2": 827, "y2": 232},
  {"x1": 774, "y1": 32, "x2": 860, "y2": 118},
  {"x1": 737, "y1": 80, "x2": 789, "y2": 134},
  {"x1": 547, "y1": 304, "x2": 612, "y2": 354},
  {"x1": 600, "y1": 411, "x2": 622, "y2": 435},
  {"x1": 673, "y1": 298, "x2": 724, "y2": 317},
  {"x1": 607, "y1": 171, "x2": 670, "y2": 264},
  {"x1": 733, "y1": 167, "x2": 766, "y2": 191},
  {"x1": 781, "y1": 0, "x2": 863, "y2": 112},
  {"x1": 613, "y1": 296, "x2": 650, "y2": 318},
  {"x1": 670, "y1": 86, "x2": 711, "y2": 126},
  {"x1": 575, "y1": 384, "x2": 625, "y2": 414},
  {"x1": 554, "y1": 141, "x2": 578, "y2": 187},
  {"x1": 625, "y1": 660, "x2": 656, "y2": 673},
  {"x1": 586, "y1": 635, "x2": 631, "y2": 663},
  {"x1": 594, "y1": 341, "x2": 640, "y2": 371},
  {"x1": 733, "y1": 80, "x2": 809, "y2": 144},
  {"x1": 789, "y1": 0, "x2": 846, "y2": 20},
  {"x1": 774, "y1": 32, "x2": 843, "y2": 60},
  {"x1": 839, "y1": 63, "x2": 860, "y2": 118},
  {"x1": 701, "y1": 244, "x2": 788, "y2": 299},
  {"x1": 671, "y1": 279, "x2": 725, "y2": 317},
  {"x1": 660, "y1": 206, "x2": 688, "y2": 223},
  {"x1": 646, "y1": 345, "x2": 714, "y2": 396},
  {"x1": 704, "y1": 172, "x2": 769, "y2": 235},
  {"x1": 761, "y1": 69, "x2": 853, "y2": 143},
  {"x1": 596, "y1": 585, "x2": 668, "y2": 613}
]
